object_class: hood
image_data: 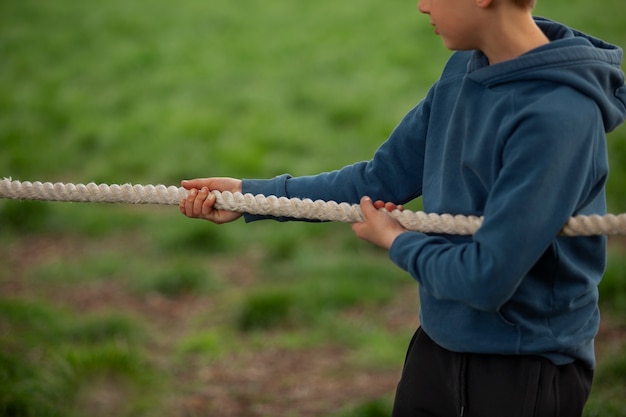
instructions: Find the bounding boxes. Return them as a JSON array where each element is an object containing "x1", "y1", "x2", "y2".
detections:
[{"x1": 467, "y1": 17, "x2": 626, "y2": 133}]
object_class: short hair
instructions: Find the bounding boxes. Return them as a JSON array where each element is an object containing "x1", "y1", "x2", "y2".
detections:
[{"x1": 512, "y1": 0, "x2": 537, "y2": 8}]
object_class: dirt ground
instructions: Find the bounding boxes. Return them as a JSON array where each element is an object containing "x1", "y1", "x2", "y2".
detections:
[
  {"x1": 1, "y1": 234, "x2": 415, "y2": 416},
  {"x1": 2, "y1": 234, "x2": 625, "y2": 417}
]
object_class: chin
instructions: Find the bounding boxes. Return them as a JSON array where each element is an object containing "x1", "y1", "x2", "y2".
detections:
[{"x1": 442, "y1": 39, "x2": 473, "y2": 52}]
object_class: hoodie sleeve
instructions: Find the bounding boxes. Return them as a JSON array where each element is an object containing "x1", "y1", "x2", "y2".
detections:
[
  {"x1": 241, "y1": 96, "x2": 433, "y2": 222},
  {"x1": 389, "y1": 89, "x2": 609, "y2": 312}
]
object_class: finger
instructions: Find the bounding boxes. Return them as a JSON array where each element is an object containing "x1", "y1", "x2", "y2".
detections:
[
  {"x1": 181, "y1": 179, "x2": 195, "y2": 190},
  {"x1": 185, "y1": 188, "x2": 198, "y2": 216},
  {"x1": 360, "y1": 196, "x2": 376, "y2": 220},
  {"x1": 181, "y1": 179, "x2": 209, "y2": 190},
  {"x1": 202, "y1": 190, "x2": 216, "y2": 215},
  {"x1": 385, "y1": 202, "x2": 397, "y2": 211},
  {"x1": 193, "y1": 187, "x2": 209, "y2": 215}
]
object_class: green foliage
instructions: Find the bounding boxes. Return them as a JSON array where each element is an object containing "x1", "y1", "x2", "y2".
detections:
[
  {"x1": 0, "y1": 200, "x2": 52, "y2": 234},
  {"x1": 583, "y1": 350, "x2": 626, "y2": 417},
  {"x1": 235, "y1": 241, "x2": 410, "y2": 332},
  {"x1": 64, "y1": 313, "x2": 145, "y2": 345},
  {"x1": 177, "y1": 330, "x2": 234, "y2": 360},
  {"x1": 238, "y1": 289, "x2": 296, "y2": 331},
  {"x1": 332, "y1": 397, "x2": 393, "y2": 417},
  {"x1": 148, "y1": 213, "x2": 240, "y2": 254},
  {"x1": 595, "y1": 349, "x2": 626, "y2": 384},
  {"x1": 131, "y1": 257, "x2": 216, "y2": 297},
  {"x1": 29, "y1": 252, "x2": 126, "y2": 284},
  {"x1": 0, "y1": 299, "x2": 156, "y2": 417},
  {"x1": 600, "y1": 248, "x2": 626, "y2": 312}
]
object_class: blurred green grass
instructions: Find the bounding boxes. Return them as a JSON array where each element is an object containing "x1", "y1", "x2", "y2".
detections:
[{"x1": 1, "y1": 0, "x2": 625, "y2": 416}]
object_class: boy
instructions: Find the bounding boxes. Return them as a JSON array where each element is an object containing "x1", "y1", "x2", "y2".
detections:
[{"x1": 180, "y1": 0, "x2": 626, "y2": 415}]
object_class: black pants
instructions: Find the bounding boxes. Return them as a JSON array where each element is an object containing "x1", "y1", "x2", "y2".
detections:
[{"x1": 392, "y1": 327, "x2": 593, "y2": 417}]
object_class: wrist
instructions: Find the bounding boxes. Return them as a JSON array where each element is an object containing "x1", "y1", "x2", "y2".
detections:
[{"x1": 384, "y1": 228, "x2": 407, "y2": 250}]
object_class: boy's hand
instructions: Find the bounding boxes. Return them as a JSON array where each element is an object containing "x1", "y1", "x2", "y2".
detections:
[
  {"x1": 179, "y1": 177, "x2": 243, "y2": 224},
  {"x1": 351, "y1": 196, "x2": 407, "y2": 250}
]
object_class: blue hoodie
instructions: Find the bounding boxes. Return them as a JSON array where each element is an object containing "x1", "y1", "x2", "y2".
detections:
[{"x1": 242, "y1": 18, "x2": 626, "y2": 368}]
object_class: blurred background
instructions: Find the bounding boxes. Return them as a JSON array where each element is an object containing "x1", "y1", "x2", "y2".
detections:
[{"x1": 1, "y1": 0, "x2": 625, "y2": 416}]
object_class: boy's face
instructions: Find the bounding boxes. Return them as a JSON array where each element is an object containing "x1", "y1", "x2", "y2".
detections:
[{"x1": 417, "y1": 0, "x2": 484, "y2": 51}]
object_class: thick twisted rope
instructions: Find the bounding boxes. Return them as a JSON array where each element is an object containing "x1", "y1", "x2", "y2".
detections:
[{"x1": 2, "y1": 179, "x2": 626, "y2": 236}]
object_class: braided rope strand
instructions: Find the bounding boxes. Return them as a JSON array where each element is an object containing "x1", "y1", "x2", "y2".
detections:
[
  {"x1": 0, "y1": 179, "x2": 186, "y2": 205},
  {"x1": 2, "y1": 178, "x2": 626, "y2": 236}
]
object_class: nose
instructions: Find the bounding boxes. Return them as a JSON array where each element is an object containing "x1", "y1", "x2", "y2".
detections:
[{"x1": 417, "y1": 0, "x2": 430, "y2": 14}]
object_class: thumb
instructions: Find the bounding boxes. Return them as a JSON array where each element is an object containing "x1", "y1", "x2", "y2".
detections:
[
  {"x1": 181, "y1": 179, "x2": 195, "y2": 190},
  {"x1": 359, "y1": 196, "x2": 376, "y2": 220},
  {"x1": 181, "y1": 179, "x2": 207, "y2": 190}
]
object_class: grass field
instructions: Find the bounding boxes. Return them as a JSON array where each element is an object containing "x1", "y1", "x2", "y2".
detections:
[{"x1": 1, "y1": 0, "x2": 625, "y2": 416}]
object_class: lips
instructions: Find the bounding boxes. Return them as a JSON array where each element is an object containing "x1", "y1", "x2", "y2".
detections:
[{"x1": 430, "y1": 22, "x2": 438, "y2": 35}]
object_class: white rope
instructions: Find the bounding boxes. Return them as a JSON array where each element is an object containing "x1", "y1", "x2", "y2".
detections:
[{"x1": 2, "y1": 178, "x2": 626, "y2": 236}]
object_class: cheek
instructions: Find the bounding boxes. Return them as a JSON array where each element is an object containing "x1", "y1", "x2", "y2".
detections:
[{"x1": 438, "y1": 18, "x2": 474, "y2": 50}]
